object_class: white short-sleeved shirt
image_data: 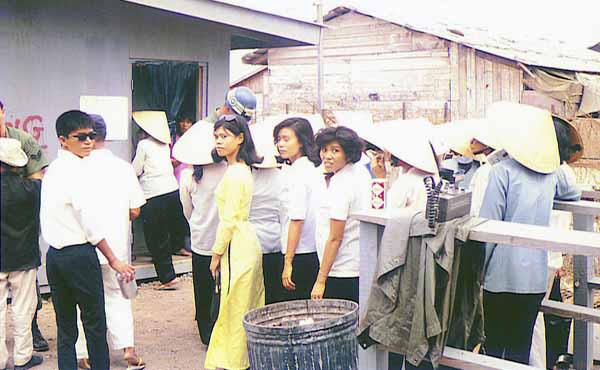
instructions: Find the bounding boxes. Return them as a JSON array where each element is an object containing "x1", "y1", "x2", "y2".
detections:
[
  {"x1": 315, "y1": 163, "x2": 371, "y2": 277},
  {"x1": 387, "y1": 167, "x2": 432, "y2": 213},
  {"x1": 250, "y1": 168, "x2": 284, "y2": 254},
  {"x1": 83, "y1": 149, "x2": 146, "y2": 264},
  {"x1": 132, "y1": 138, "x2": 178, "y2": 199},
  {"x1": 280, "y1": 156, "x2": 320, "y2": 255},
  {"x1": 41, "y1": 150, "x2": 104, "y2": 249},
  {"x1": 179, "y1": 163, "x2": 227, "y2": 256}
]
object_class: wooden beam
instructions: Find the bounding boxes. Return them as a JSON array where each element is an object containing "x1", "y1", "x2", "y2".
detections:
[
  {"x1": 540, "y1": 300, "x2": 600, "y2": 323},
  {"x1": 440, "y1": 347, "x2": 536, "y2": 370},
  {"x1": 469, "y1": 220, "x2": 600, "y2": 256},
  {"x1": 553, "y1": 200, "x2": 600, "y2": 216},
  {"x1": 582, "y1": 190, "x2": 600, "y2": 201}
]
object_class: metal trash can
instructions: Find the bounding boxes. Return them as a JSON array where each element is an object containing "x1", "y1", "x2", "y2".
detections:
[{"x1": 243, "y1": 299, "x2": 358, "y2": 370}]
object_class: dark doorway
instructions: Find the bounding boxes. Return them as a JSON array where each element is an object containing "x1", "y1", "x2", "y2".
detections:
[
  {"x1": 132, "y1": 60, "x2": 202, "y2": 142},
  {"x1": 130, "y1": 60, "x2": 202, "y2": 260}
]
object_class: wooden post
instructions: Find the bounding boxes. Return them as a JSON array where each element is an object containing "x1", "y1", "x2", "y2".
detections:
[
  {"x1": 316, "y1": 1, "x2": 324, "y2": 114},
  {"x1": 572, "y1": 213, "x2": 595, "y2": 370},
  {"x1": 358, "y1": 221, "x2": 388, "y2": 370}
]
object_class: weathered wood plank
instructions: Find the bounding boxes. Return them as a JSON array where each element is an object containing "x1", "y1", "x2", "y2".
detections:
[
  {"x1": 540, "y1": 300, "x2": 600, "y2": 323},
  {"x1": 458, "y1": 44, "x2": 468, "y2": 119},
  {"x1": 449, "y1": 42, "x2": 459, "y2": 121},
  {"x1": 582, "y1": 190, "x2": 600, "y2": 201},
  {"x1": 468, "y1": 220, "x2": 600, "y2": 256},
  {"x1": 466, "y1": 47, "x2": 477, "y2": 118},
  {"x1": 352, "y1": 211, "x2": 600, "y2": 256},
  {"x1": 553, "y1": 200, "x2": 600, "y2": 216},
  {"x1": 440, "y1": 347, "x2": 537, "y2": 370}
]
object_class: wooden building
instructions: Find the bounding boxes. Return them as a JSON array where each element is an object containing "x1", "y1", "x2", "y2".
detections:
[{"x1": 236, "y1": 6, "x2": 600, "y2": 179}]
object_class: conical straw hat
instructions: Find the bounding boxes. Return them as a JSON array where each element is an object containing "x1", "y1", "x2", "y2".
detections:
[
  {"x1": 261, "y1": 114, "x2": 325, "y2": 136},
  {"x1": 172, "y1": 120, "x2": 215, "y2": 165},
  {"x1": 552, "y1": 115, "x2": 584, "y2": 164},
  {"x1": 249, "y1": 123, "x2": 279, "y2": 169},
  {"x1": 132, "y1": 111, "x2": 171, "y2": 144},
  {"x1": 472, "y1": 118, "x2": 503, "y2": 151},
  {"x1": 378, "y1": 119, "x2": 439, "y2": 175},
  {"x1": 486, "y1": 102, "x2": 559, "y2": 174},
  {"x1": 434, "y1": 119, "x2": 484, "y2": 158}
]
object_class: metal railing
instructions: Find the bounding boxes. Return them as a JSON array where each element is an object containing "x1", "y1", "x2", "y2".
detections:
[{"x1": 355, "y1": 194, "x2": 600, "y2": 370}]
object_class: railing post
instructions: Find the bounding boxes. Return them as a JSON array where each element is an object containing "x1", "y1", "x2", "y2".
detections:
[
  {"x1": 358, "y1": 221, "x2": 388, "y2": 370},
  {"x1": 572, "y1": 213, "x2": 595, "y2": 370}
]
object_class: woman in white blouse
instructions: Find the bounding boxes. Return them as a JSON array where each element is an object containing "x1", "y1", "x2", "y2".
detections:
[
  {"x1": 311, "y1": 126, "x2": 371, "y2": 303},
  {"x1": 174, "y1": 122, "x2": 226, "y2": 345},
  {"x1": 248, "y1": 123, "x2": 285, "y2": 304},
  {"x1": 131, "y1": 111, "x2": 187, "y2": 290},
  {"x1": 273, "y1": 117, "x2": 322, "y2": 301}
]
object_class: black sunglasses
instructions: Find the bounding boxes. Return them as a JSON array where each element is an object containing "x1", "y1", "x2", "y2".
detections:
[{"x1": 69, "y1": 131, "x2": 97, "y2": 142}]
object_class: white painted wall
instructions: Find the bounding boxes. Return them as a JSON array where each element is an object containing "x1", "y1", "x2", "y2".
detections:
[{"x1": 0, "y1": 0, "x2": 231, "y2": 285}]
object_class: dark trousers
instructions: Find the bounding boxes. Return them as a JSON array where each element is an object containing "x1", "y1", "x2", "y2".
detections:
[
  {"x1": 46, "y1": 244, "x2": 109, "y2": 370},
  {"x1": 545, "y1": 276, "x2": 571, "y2": 369},
  {"x1": 140, "y1": 190, "x2": 186, "y2": 283},
  {"x1": 324, "y1": 276, "x2": 359, "y2": 303},
  {"x1": 192, "y1": 252, "x2": 214, "y2": 345},
  {"x1": 483, "y1": 290, "x2": 545, "y2": 365},
  {"x1": 262, "y1": 252, "x2": 284, "y2": 305},
  {"x1": 282, "y1": 252, "x2": 319, "y2": 301}
]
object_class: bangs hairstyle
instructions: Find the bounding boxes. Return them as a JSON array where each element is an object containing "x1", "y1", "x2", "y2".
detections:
[
  {"x1": 212, "y1": 115, "x2": 262, "y2": 166},
  {"x1": 314, "y1": 126, "x2": 364, "y2": 165},
  {"x1": 176, "y1": 117, "x2": 194, "y2": 136},
  {"x1": 273, "y1": 117, "x2": 320, "y2": 166},
  {"x1": 56, "y1": 110, "x2": 94, "y2": 138}
]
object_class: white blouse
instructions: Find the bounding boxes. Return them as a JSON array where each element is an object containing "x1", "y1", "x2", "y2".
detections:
[
  {"x1": 179, "y1": 163, "x2": 227, "y2": 256},
  {"x1": 132, "y1": 138, "x2": 178, "y2": 199},
  {"x1": 280, "y1": 156, "x2": 321, "y2": 255},
  {"x1": 315, "y1": 163, "x2": 371, "y2": 278}
]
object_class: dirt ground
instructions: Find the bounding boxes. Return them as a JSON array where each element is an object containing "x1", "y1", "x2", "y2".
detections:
[{"x1": 6, "y1": 274, "x2": 207, "y2": 370}]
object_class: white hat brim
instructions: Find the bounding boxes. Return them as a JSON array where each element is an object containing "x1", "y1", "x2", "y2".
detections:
[
  {"x1": 250, "y1": 123, "x2": 280, "y2": 169},
  {"x1": 172, "y1": 120, "x2": 215, "y2": 165},
  {"x1": 378, "y1": 119, "x2": 439, "y2": 175},
  {"x1": 133, "y1": 111, "x2": 172, "y2": 144}
]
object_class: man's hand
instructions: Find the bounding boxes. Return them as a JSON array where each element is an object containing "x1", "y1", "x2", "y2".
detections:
[
  {"x1": 370, "y1": 152, "x2": 386, "y2": 179},
  {"x1": 311, "y1": 281, "x2": 326, "y2": 300},
  {"x1": 109, "y1": 259, "x2": 136, "y2": 282},
  {"x1": 210, "y1": 254, "x2": 222, "y2": 279},
  {"x1": 282, "y1": 261, "x2": 296, "y2": 291}
]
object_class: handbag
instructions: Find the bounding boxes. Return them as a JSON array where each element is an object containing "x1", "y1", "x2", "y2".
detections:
[{"x1": 209, "y1": 269, "x2": 221, "y2": 328}]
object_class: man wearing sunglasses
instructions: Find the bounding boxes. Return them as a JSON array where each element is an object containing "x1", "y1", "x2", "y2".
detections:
[
  {"x1": 40, "y1": 110, "x2": 136, "y2": 370},
  {"x1": 0, "y1": 100, "x2": 51, "y2": 353}
]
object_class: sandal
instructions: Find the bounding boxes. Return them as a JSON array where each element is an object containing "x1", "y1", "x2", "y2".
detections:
[
  {"x1": 77, "y1": 358, "x2": 91, "y2": 369},
  {"x1": 125, "y1": 355, "x2": 146, "y2": 370},
  {"x1": 153, "y1": 279, "x2": 178, "y2": 291}
]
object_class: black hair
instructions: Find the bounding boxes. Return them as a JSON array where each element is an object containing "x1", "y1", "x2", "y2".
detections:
[
  {"x1": 176, "y1": 117, "x2": 194, "y2": 136},
  {"x1": 553, "y1": 117, "x2": 582, "y2": 163},
  {"x1": 0, "y1": 100, "x2": 3, "y2": 110},
  {"x1": 192, "y1": 151, "x2": 222, "y2": 183},
  {"x1": 273, "y1": 117, "x2": 320, "y2": 166},
  {"x1": 56, "y1": 110, "x2": 93, "y2": 138},
  {"x1": 212, "y1": 115, "x2": 261, "y2": 166},
  {"x1": 192, "y1": 165, "x2": 204, "y2": 183},
  {"x1": 313, "y1": 126, "x2": 364, "y2": 165}
]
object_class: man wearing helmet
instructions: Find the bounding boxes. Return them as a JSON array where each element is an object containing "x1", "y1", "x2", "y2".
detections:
[{"x1": 206, "y1": 87, "x2": 257, "y2": 123}]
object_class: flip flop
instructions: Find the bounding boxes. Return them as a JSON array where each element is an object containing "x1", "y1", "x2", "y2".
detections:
[
  {"x1": 77, "y1": 358, "x2": 91, "y2": 369},
  {"x1": 153, "y1": 280, "x2": 178, "y2": 291},
  {"x1": 125, "y1": 356, "x2": 146, "y2": 370}
]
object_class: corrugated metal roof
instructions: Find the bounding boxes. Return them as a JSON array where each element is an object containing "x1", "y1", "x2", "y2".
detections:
[{"x1": 326, "y1": 6, "x2": 600, "y2": 73}]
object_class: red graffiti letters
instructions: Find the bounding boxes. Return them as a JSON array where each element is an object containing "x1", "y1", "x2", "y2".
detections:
[{"x1": 6, "y1": 115, "x2": 48, "y2": 149}]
